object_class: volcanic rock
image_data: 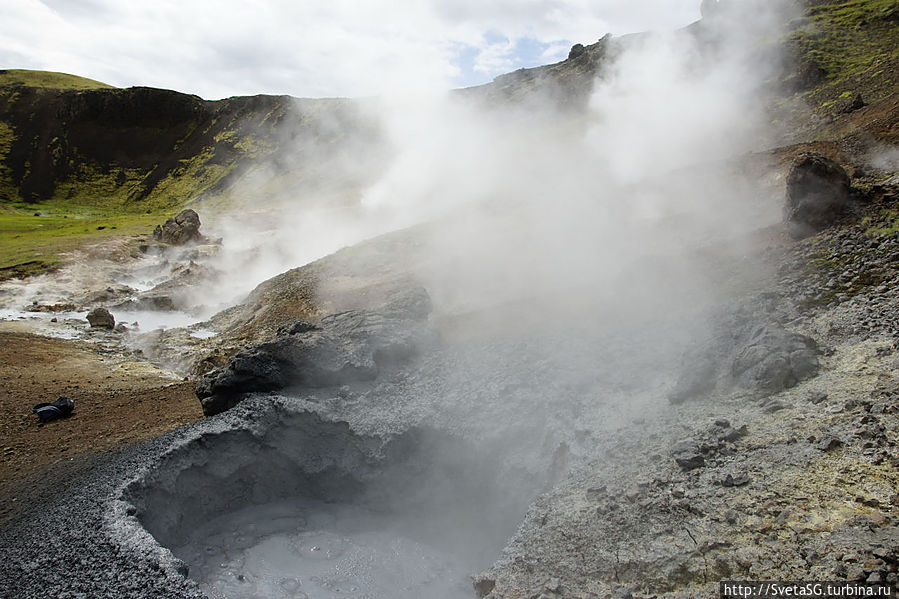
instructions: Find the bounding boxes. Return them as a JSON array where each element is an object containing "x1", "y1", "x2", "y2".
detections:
[
  {"x1": 730, "y1": 324, "x2": 818, "y2": 393},
  {"x1": 670, "y1": 320, "x2": 819, "y2": 403},
  {"x1": 196, "y1": 287, "x2": 435, "y2": 416},
  {"x1": 786, "y1": 154, "x2": 853, "y2": 238},
  {"x1": 671, "y1": 441, "x2": 705, "y2": 471},
  {"x1": 153, "y1": 209, "x2": 203, "y2": 245},
  {"x1": 568, "y1": 43, "x2": 586, "y2": 60},
  {"x1": 86, "y1": 307, "x2": 115, "y2": 329}
]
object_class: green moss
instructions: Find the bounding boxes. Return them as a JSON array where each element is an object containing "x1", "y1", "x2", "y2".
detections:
[
  {"x1": 0, "y1": 121, "x2": 15, "y2": 201},
  {"x1": 864, "y1": 208, "x2": 899, "y2": 236},
  {"x1": 142, "y1": 147, "x2": 234, "y2": 206},
  {"x1": 0, "y1": 69, "x2": 114, "y2": 90},
  {"x1": 791, "y1": 0, "x2": 899, "y2": 98}
]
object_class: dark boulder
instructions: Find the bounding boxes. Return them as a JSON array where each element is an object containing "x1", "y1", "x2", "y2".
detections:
[
  {"x1": 839, "y1": 93, "x2": 866, "y2": 114},
  {"x1": 568, "y1": 43, "x2": 586, "y2": 60},
  {"x1": 153, "y1": 209, "x2": 203, "y2": 245},
  {"x1": 786, "y1": 154, "x2": 852, "y2": 238},
  {"x1": 196, "y1": 288, "x2": 435, "y2": 416},
  {"x1": 86, "y1": 307, "x2": 115, "y2": 329}
]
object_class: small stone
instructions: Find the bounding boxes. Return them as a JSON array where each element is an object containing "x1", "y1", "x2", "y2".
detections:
[
  {"x1": 671, "y1": 487, "x2": 686, "y2": 498},
  {"x1": 718, "y1": 427, "x2": 744, "y2": 442},
  {"x1": 545, "y1": 577, "x2": 561, "y2": 592},
  {"x1": 808, "y1": 391, "x2": 828, "y2": 404},
  {"x1": 722, "y1": 473, "x2": 750, "y2": 487},
  {"x1": 714, "y1": 419, "x2": 731, "y2": 428},
  {"x1": 675, "y1": 454, "x2": 705, "y2": 471},
  {"x1": 867, "y1": 572, "x2": 883, "y2": 584},
  {"x1": 816, "y1": 436, "x2": 842, "y2": 451}
]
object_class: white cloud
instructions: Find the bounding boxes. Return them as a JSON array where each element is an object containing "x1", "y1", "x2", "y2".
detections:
[{"x1": 0, "y1": 0, "x2": 700, "y2": 99}]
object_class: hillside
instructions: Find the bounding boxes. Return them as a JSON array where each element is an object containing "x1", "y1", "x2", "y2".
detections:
[
  {"x1": 0, "y1": 82, "x2": 381, "y2": 277},
  {"x1": 0, "y1": 69, "x2": 115, "y2": 90},
  {"x1": 1, "y1": 0, "x2": 898, "y2": 279}
]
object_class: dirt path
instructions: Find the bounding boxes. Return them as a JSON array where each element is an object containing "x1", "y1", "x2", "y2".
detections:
[{"x1": 0, "y1": 323, "x2": 202, "y2": 525}]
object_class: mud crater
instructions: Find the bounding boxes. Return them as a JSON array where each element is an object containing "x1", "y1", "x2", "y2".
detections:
[{"x1": 122, "y1": 408, "x2": 535, "y2": 599}]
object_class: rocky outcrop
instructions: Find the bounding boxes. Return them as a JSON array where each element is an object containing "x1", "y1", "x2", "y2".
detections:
[
  {"x1": 568, "y1": 43, "x2": 586, "y2": 60},
  {"x1": 152, "y1": 209, "x2": 203, "y2": 245},
  {"x1": 669, "y1": 320, "x2": 819, "y2": 404},
  {"x1": 730, "y1": 324, "x2": 819, "y2": 393},
  {"x1": 786, "y1": 154, "x2": 853, "y2": 238},
  {"x1": 196, "y1": 287, "x2": 435, "y2": 416}
]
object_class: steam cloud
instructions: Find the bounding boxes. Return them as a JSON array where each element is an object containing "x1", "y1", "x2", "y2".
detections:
[{"x1": 195, "y1": 0, "x2": 797, "y2": 337}]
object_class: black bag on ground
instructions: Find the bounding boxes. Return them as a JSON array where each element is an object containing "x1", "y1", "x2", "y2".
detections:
[{"x1": 32, "y1": 396, "x2": 75, "y2": 423}]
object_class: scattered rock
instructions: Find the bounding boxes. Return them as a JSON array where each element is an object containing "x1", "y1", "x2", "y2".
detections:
[
  {"x1": 721, "y1": 473, "x2": 750, "y2": 487},
  {"x1": 717, "y1": 426, "x2": 746, "y2": 442},
  {"x1": 152, "y1": 209, "x2": 203, "y2": 245},
  {"x1": 671, "y1": 441, "x2": 705, "y2": 471},
  {"x1": 786, "y1": 154, "x2": 853, "y2": 238},
  {"x1": 86, "y1": 307, "x2": 115, "y2": 329},
  {"x1": 808, "y1": 391, "x2": 828, "y2": 404},
  {"x1": 816, "y1": 436, "x2": 842, "y2": 451}
]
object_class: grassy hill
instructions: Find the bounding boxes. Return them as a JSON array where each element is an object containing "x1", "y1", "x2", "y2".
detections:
[{"x1": 0, "y1": 69, "x2": 115, "y2": 90}]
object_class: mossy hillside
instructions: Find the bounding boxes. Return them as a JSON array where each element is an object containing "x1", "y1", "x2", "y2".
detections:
[
  {"x1": 0, "y1": 69, "x2": 115, "y2": 91},
  {"x1": 791, "y1": 0, "x2": 899, "y2": 107}
]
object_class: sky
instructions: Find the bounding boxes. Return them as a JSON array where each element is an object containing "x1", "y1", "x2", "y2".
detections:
[{"x1": 1, "y1": 0, "x2": 701, "y2": 100}]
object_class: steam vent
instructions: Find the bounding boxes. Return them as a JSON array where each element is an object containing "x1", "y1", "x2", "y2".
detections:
[{"x1": 1, "y1": 1, "x2": 898, "y2": 598}]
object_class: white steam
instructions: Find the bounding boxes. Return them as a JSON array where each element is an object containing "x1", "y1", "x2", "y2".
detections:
[{"x1": 161, "y1": 1, "x2": 798, "y2": 333}]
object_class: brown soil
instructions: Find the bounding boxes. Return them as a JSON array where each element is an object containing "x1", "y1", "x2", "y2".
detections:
[{"x1": 0, "y1": 323, "x2": 202, "y2": 526}]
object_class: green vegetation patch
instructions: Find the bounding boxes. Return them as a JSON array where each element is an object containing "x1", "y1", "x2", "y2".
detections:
[
  {"x1": 862, "y1": 208, "x2": 899, "y2": 237},
  {"x1": 0, "y1": 203, "x2": 162, "y2": 279},
  {"x1": 0, "y1": 69, "x2": 114, "y2": 90},
  {"x1": 791, "y1": 0, "x2": 899, "y2": 101}
]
